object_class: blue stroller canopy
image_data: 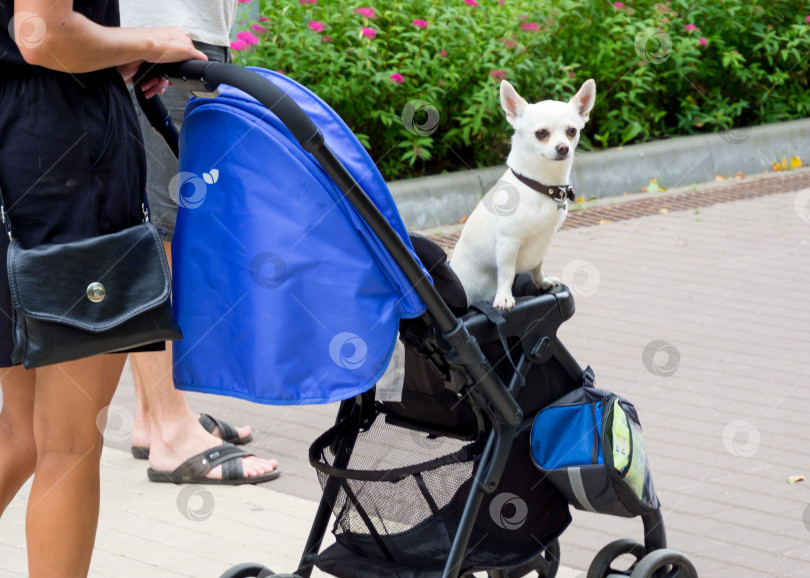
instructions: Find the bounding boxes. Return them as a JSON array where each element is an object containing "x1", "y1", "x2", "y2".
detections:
[{"x1": 171, "y1": 67, "x2": 428, "y2": 405}]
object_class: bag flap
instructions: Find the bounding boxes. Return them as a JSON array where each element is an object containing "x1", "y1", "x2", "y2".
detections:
[
  {"x1": 7, "y1": 224, "x2": 171, "y2": 332},
  {"x1": 530, "y1": 386, "x2": 614, "y2": 470}
]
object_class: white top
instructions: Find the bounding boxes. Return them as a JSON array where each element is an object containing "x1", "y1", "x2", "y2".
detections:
[{"x1": 119, "y1": 0, "x2": 239, "y2": 47}]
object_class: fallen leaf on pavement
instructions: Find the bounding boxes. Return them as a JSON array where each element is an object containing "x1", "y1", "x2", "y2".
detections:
[{"x1": 788, "y1": 475, "x2": 805, "y2": 485}]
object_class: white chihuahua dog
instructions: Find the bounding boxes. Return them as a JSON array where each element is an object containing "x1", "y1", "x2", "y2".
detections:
[{"x1": 450, "y1": 79, "x2": 595, "y2": 310}]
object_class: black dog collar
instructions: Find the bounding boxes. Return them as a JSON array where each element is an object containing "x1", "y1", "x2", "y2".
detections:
[{"x1": 510, "y1": 168, "x2": 575, "y2": 206}]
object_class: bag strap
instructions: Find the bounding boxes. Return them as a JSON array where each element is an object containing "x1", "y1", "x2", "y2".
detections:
[
  {"x1": 0, "y1": 184, "x2": 12, "y2": 241},
  {"x1": 582, "y1": 365, "x2": 596, "y2": 388},
  {"x1": 0, "y1": 182, "x2": 150, "y2": 242},
  {"x1": 469, "y1": 300, "x2": 525, "y2": 389}
]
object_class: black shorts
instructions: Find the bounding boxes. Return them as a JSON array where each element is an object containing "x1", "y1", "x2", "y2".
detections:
[{"x1": 0, "y1": 67, "x2": 158, "y2": 367}]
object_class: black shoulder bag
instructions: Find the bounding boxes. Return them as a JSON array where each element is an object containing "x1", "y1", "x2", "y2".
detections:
[{"x1": 1, "y1": 188, "x2": 182, "y2": 369}]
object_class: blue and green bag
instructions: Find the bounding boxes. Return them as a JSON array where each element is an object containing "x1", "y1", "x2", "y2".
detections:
[{"x1": 530, "y1": 386, "x2": 658, "y2": 517}]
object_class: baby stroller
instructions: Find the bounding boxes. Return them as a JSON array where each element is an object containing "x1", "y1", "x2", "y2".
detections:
[{"x1": 136, "y1": 61, "x2": 697, "y2": 578}]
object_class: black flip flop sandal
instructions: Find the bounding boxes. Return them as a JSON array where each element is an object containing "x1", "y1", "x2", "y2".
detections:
[
  {"x1": 131, "y1": 413, "x2": 253, "y2": 460},
  {"x1": 198, "y1": 413, "x2": 254, "y2": 445},
  {"x1": 146, "y1": 443, "x2": 280, "y2": 485}
]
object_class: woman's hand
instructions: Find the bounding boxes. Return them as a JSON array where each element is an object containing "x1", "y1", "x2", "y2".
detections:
[
  {"x1": 117, "y1": 61, "x2": 171, "y2": 99},
  {"x1": 140, "y1": 27, "x2": 209, "y2": 64}
]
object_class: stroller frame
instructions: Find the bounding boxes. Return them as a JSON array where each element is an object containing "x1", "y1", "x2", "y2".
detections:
[{"x1": 137, "y1": 61, "x2": 672, "y2": 578}]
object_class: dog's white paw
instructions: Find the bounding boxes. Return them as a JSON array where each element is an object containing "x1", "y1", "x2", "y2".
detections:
[
  {"x1": 493, "y1": 294, "x2": 516, "y2": 310},
  {"x1": 538, "y1": 276, "x2": 562, "y2": 290}
]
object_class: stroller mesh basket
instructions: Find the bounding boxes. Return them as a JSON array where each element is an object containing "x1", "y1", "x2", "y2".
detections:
[{"x1": 310, "y1": 411, "x2": 570, "y2": 572}]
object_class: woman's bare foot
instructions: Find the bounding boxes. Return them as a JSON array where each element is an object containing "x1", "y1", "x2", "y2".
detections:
[
  {"x1": 131, "y1": 414, "x2": 253, "y2": 450},
  {"x1": 146, "y1": 415, "x2": 277, "y2": 482}
]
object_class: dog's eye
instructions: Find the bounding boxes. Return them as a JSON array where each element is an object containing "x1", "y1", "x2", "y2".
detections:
[
  {"x1": 535, "y1": 129, "x2": 549, "y2": 140},
  {"x1": 566, "y1": 127, "x2": 578, "y2": 138}
]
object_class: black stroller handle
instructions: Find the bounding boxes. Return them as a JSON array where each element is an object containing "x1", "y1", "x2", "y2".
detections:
[
  {"x1": 134, "y1": 80, "x2": 180, "y2": 158},
  {"x1": 134, "y1": 60, "x2": 323, "y2": 151}
]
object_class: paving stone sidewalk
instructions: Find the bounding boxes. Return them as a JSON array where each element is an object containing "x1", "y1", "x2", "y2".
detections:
[{"x1": 2, "y1": 169, "x2": 809, "y2": 577}]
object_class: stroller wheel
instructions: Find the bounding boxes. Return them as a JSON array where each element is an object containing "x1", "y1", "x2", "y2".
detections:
[
  {"x1": 218, "y1": 563, "x2": 275, "y2": 578},
  {"x1": 486, "y1": 539, "x2": 561, "y2": 578},
  {"x1": 629, "y1": 549, "x2": 697, "y2": 578},
  {"x1": 587, "y1": 539, "x2": 646, "y2": 578}
]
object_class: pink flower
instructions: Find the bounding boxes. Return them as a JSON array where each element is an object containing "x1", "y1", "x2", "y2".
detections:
[
  {"x1": 236, "y1": 31, "x2": 259, "y2": 45},
  {"x1": 683, "y1": 23, "x2": 698, "y2": 31},
  {"x1": 322, "y1": 35, "x2": 333, "y2": 43},
  {"x1": 806, "y1": 15, "x2": 810, "y2": 22},
  {"x1": 252, "y1": 24, "x2": 267, "y2": 33},
  {"x1": 354, "y1": 7, "x2": 376, "y2": 18},
  {"x1": 413, "y1": 19, "x2": 429, "y2": 28},
  {"x1": 390, "y1": 73, "x2": 404, "y2": 84},
  {"x1": 498, "y1": 0, "x2": 505, "y2": 4},
  {"x1": 439, "y1": 49, "x2": 448, "y2": 56},
  {"x1": 237, "y1": 0, "x2": 251, "y2": 3},
  {"x1": 308, "y1": 20, "x2": 324, "y2": 33},
  {"x1": 699, "y1": 37, "x2": 708, "y2": 45},
  {"x1": 276, "y1": 70, "x2": 285, "y2": 75},
  {"x1": 464, "y1": 0, "x2": 478, "y2": 6},
  {"x1": 520, "y1": 22, "x2": 540, "y2": 31},
  {"x1": 568, "y1": 71, "x2": 576, "y2": 78},
  {"x1": 614, "y1": 2, "x2": 624, "y2": 8},
  {"x1": 230, "y1": 39, "x2": 247, "y2": 51},
  {"x1": 259, "y1": 16, "x2": 270, "y2": 22},
  {"x1": 361, "y1": 27, "x2": 376, "y2": 38},
  {"x1": 300, "y1": 0, "x2": 317, "y2": 4},
  {"x1": 489, "y1": 69, "x2": 507, "y2": 80}
]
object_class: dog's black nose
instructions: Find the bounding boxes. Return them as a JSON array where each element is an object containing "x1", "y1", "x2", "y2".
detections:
[{"x1": 556, "y1": 144, "x2": 569, "y2": 156}]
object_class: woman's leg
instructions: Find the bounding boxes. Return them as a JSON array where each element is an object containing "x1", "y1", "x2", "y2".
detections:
[
  {"x1": 0, "y1": 366, "x2": 37, "y2": 515},
  {"x1": 25, "y1": 353, "x2": 126, "y2": 578}
]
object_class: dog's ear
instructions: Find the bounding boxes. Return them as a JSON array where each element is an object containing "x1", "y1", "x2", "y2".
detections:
[
  {"x1": 500, "y1": 81, "x2": 528, "y2": 127},
  {"x1": 570, "y1": 79, "x2": 596, "y2": 122}
]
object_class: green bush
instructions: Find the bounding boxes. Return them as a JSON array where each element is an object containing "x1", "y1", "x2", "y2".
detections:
[{"x1": 232, "y1": 0, "x2": 810, "y2": 181}]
